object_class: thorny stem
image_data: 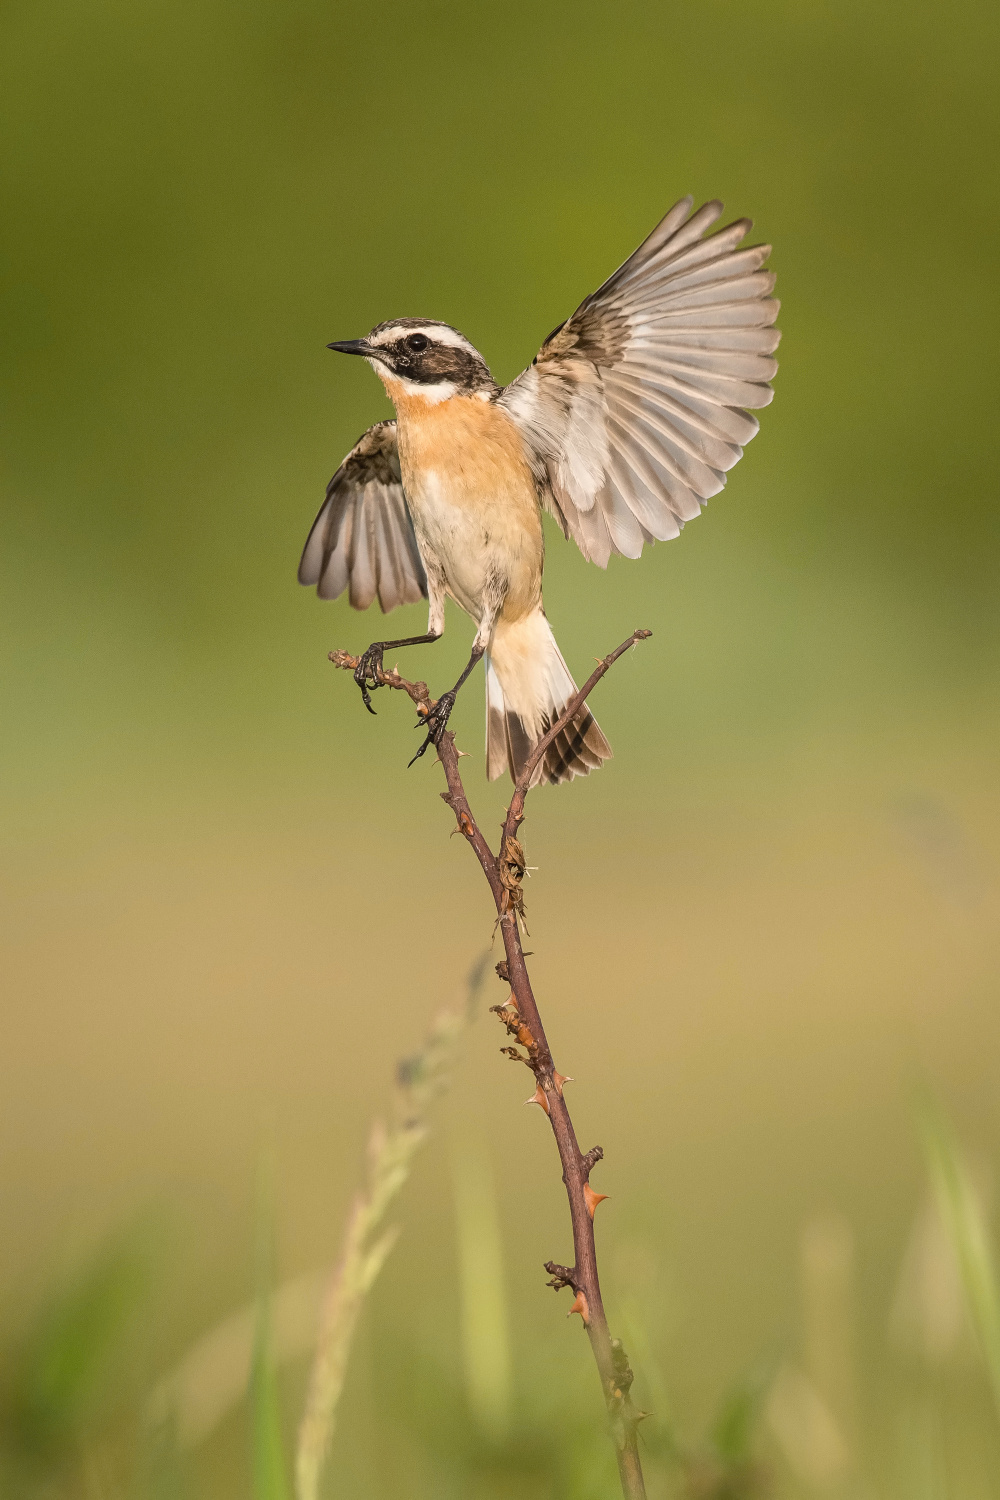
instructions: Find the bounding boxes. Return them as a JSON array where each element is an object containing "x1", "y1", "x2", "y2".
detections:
[{"x1": 329, "y1": 629, "x2": 653, "y2": 1500}]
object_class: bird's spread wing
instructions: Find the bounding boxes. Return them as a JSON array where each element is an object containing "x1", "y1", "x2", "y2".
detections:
[
  {"x1": 298, "y1": 420, "x2": 428, "y2": 611},
  {"x1": 498, "y1": 197, "x2": 780, "y2": 567}
]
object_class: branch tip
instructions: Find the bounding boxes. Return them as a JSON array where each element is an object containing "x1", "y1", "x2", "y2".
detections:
[
  {"x1": 543, "y1": 1261, "x2": 580, "y2": 1293},
  {"x1": 504, "y1": 626, "x2": 655, "y2": 821},
  {"x1": 581, "y1": 1145, "x2": 605, "y2": 1177}
]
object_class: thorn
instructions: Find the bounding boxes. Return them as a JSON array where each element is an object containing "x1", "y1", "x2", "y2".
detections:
[
  {"x1": 584, "y1": 1183, "x2": 609, "y2": 1218},
  {"x1": 553, "y1": 1072, "x2": 573, "y2": 1096},
  {"x1": 456, "y1": 749, "x2": 472, "y2": 759},
  {"x1": 568, "y1": 1290, "x2": 590, "y2": 1324},
  {"x1": 635, "y1": 1410, "x2": 653, "y2": 1424},
  {"x1": 524, "y1": 1083, "x2": 550, "y2": 1114}
]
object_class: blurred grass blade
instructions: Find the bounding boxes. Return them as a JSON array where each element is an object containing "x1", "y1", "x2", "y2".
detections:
[
  {"x1": 251, "y1": 1327, "x2": 291, "y2": 1500},
  {"x1": 917, "y1": 1091, "x2": 1000, "y2": 1419},
  {"x1": 451, "y1": 1136, "x2": 512, "y2": 1442},
  {"x1": 295, "y1": 955, "x2": 488, "y2": 1500},
  {"x1": 614, "y1": 1265, "x2": 681, "y2": 1460},
  {"x1": 766, "y1": 1362, "x2": 850, "y2": 1488},
  {"x1": 800, "y1": 1211, "x2": 857, "y2": 1453},
  {"x1": 711, "y1": 1362, "x2": 773, "y2": 1466},
  {"x1": 146, "y1": 1271, "x2": 326, "y2": 1451},
  {"x1": 144, "y1": 1411, "x2": 193, "y2": 1500},
  {"x1": 251, "y1": 1159, "x2": 291, "y2": 1500},
  {"x1": 9, "y1": 1227, "x2": 152, "y2": 1456}
]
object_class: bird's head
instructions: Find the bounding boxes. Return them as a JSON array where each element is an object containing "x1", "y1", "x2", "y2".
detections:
[{"x1": 327, "y1": 320, "x2": 495, "y2": 405}]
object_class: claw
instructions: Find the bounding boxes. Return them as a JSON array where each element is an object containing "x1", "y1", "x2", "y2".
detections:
[
  {"x1": 408, "y1": 734, "x2": 434, "y2": 768},
  {"x1": 407, "y1": 689, "x2": 456, "y2": 768},
  {"x1": 353, "y1": 643, "x2": 385, "y2": 714}
]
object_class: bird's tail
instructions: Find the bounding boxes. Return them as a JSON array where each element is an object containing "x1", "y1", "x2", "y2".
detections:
[{"x1": 484, "y1": 610, "x2": 612, "y2": 787}]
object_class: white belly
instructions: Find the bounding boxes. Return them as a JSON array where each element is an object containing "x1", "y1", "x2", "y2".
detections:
[{"x1": 406, "y1": 468, "x2": 494, "y2": 619}]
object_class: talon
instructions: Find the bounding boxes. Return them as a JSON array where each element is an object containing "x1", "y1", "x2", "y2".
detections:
[
  {"x1": 353, "y1": 643, "x2": 385, "y2": 714},
  {"x1": 407, "y1": 734, "x2": 434, "y2": 767},
  {"x1": 407, "y1": 689, "x2": 456, "y2": 767}
]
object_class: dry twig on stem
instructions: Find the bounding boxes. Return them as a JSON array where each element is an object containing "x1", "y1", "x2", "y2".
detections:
[{"x1": 329, "y1": 628, "x2": 653, "y2": 1500}]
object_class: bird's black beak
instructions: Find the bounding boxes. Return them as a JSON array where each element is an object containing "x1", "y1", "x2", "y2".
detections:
[{"x1": 327, "y1": 338, "x2": 375, "y2": 357}]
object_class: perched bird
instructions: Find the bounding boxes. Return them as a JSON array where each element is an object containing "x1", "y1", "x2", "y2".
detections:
[{"x1": 299, "y1": 196, "x2": 779, "y2": 785}]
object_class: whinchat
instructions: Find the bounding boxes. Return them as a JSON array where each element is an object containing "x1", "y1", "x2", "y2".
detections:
[{"x1": 299, "y1": 197, "x2": 779, "y2": 784}]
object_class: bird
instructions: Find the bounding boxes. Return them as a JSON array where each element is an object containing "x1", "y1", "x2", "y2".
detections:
[{"x1": 299, "y1": 196, "x2": 779, "y2": 785}]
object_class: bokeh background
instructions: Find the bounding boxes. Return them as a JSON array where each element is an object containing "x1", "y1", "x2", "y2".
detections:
[{"x1": 2, "y1": 0, "x2": 998, "y2": 1494}]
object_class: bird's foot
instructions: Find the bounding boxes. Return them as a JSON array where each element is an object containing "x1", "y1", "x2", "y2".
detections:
[
  {"x1": 408, "y1": 689, "x2": 456, "y2": 767},
  {"x1": 353, "y1": 643, "x2": 386, "y2": 714}
]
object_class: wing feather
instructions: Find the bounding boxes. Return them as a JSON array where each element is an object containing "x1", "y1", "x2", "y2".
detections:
[
  {"x1": 625, "y1": 342, "x2": 779, "y2": 382},
  {"x1": 298, "y1": 420, "x2": 427, "y2": 613},
  {"x1": 599, "y1": 468, "x2": 648, "y2": 558},
  {"x1": 644, "y1": 297, "x2": 781, "y2": 330},
  {"x1": 498, "y1": 198, "x2": 779, "y2": 566},
  {"x1": 614, "y1": 243, "x2": 774, "y2": 304},
  {"x1": 604, "y1": 437, "x2": 685, "y2": 538},
  {"x1": 605, "y1": 379, "x2": 742, "y2": 472},
  {"x1": 573, "y1": 489, "x2": 616, "y2": 566},
  {"x1": 605, "y1": 369, "x2": 761, "y2": 446},
  {"x1": 611, "y1": 201, "x2": 726, "y2": 292},
  {"x1": 617, "y1": 355, "x2": 775, "y2": 410},
  {"x1": 620, "y1": 276, "x2": 778, "y2": 330}
]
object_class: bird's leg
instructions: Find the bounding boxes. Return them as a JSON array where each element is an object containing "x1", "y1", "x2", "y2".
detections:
[
  {"x1": 354, "y1": 633, "x2": 441, "y2": 714},
  {"x1": 409, "y1": 643, "x2": 486, "y2": 766}
]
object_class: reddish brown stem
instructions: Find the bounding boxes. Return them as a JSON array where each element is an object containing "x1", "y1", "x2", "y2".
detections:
[{"x1": 328, "y1": 631, "x2": 652, "y2": 1499}]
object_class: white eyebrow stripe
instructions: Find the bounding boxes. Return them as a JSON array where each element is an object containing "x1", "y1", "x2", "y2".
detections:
[{"x1": 368, "y1": 322, "x2": 475, "y2": 352}]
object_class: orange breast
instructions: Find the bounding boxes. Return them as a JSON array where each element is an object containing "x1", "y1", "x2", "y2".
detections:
[
  {"x1": 387, "y1": 385, "x2": 541, "y2": 528},
  {"x1": 382, "y1": 381, "x2": 544, "y2": 623}
]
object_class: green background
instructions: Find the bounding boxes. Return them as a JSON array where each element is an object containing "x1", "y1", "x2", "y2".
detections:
[{"x1": 2, "y1": 0, "x2": 998, "y2": 1493}]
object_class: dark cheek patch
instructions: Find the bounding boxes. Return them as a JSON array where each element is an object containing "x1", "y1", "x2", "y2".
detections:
[{"x1": 405, "y1": 345, "x2": 489, "y2": 391}]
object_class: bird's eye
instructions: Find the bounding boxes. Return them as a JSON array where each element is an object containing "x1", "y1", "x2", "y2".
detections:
[{"x1": 406, "y1": 333, "x2": 429, "y2": 352}]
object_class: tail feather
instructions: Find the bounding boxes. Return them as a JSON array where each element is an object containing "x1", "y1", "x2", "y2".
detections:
[{"x1": 484, "y1": 612, "x2": 612, "y2": 787}]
